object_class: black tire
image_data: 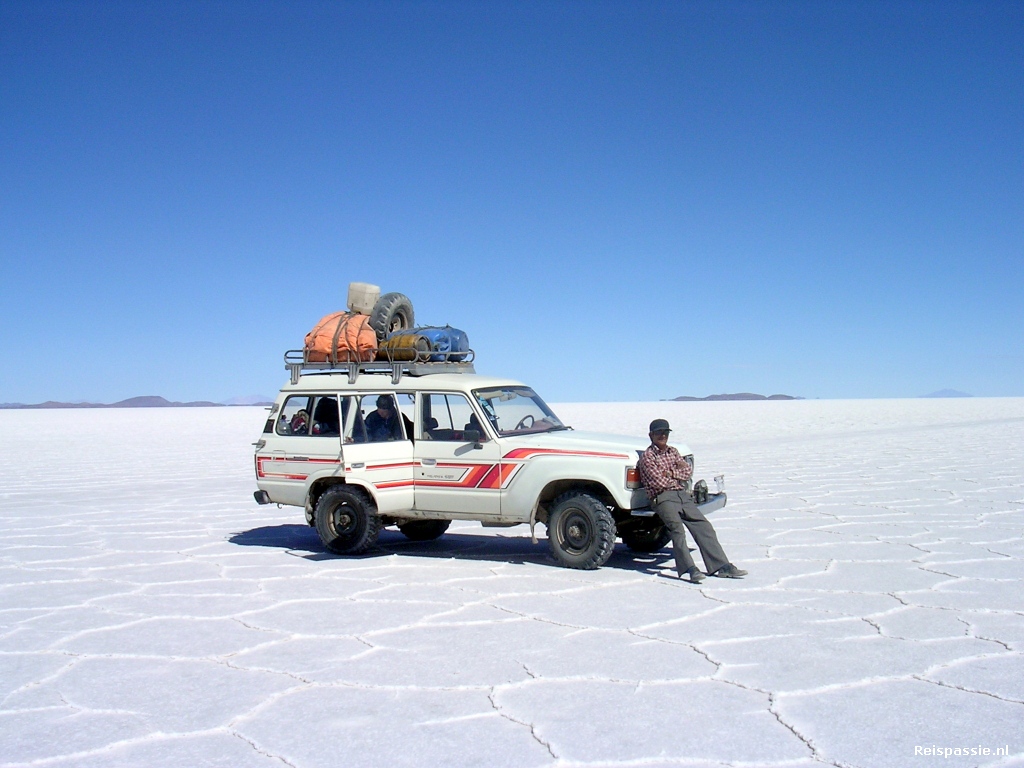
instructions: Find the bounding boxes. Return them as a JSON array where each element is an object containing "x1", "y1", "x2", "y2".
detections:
[
  {"x1": 620, "y1": 523, "x2": 672, "y2": 553},
  {"x1": 314, "y1": 485, "x2": 381, "y2": 555},
  {"x1": 398, "y1": 519, "x2": 451, "y2": 541},
  {"x1": 547, "y1": 491, "x2": 616, "y2": 570},
  {"x1": 369, "y1": 292, "x2": 415, "y2": 342}
]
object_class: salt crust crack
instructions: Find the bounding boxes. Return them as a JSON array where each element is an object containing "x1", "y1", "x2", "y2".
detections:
[{"x1": 487, "y1": 687, "x2": 558, "y2": 760}]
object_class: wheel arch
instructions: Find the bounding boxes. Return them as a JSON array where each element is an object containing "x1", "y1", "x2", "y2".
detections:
[
  {"x1": 534, "y1": 479, "x2": 616, "y2": 525},
  {"x1": 306, "y1": 477, "x2": 377, "y2": 525}
]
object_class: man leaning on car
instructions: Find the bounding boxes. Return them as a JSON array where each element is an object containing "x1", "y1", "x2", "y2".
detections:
[{"x1": 637, "y1": 418, "x2": 747, "y2": 584}]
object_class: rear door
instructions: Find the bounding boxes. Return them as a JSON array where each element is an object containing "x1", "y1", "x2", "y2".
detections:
[{"x1": 341, "y1": 393, "x2": 416, "y2": 515}]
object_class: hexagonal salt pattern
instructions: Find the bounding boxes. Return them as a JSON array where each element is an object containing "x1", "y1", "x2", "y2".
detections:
[{"x1": 1, "y1": 399, "x2": 1022, "y2": 767}]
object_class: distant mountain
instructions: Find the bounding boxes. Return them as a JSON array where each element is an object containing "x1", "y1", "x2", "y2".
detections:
[
  {"x1": 114, "y1": 396, "x2": 224, "y2": 408},
  {"x1": 2, "y1": 396, "x2": 225, "y2": 409},
  {"x1": 0, "y1": 400, "x2": 110, "y2": 410},
  {"x1": 920, "y1": 389, "x2": 973, "y2": 398},
  {"x1": 669, "y1": 393, "x2": 801, "y2": 401}
]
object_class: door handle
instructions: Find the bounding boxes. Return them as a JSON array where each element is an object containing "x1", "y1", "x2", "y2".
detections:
[
  {"x1": 421, "y1": 458, "x2": 437, "y2": 466},
  {"x1": 351, "y1": 462, "x2": 365, "y2": 469}
]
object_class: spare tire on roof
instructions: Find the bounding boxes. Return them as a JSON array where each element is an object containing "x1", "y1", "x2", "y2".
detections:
[{"x1": 369, "y1": 292, "x2": 415, "y2": 342}]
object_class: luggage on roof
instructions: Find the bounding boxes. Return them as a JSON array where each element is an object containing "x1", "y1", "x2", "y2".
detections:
[
  {"x1": 379, "y1": 325, "x2": 470, "y2": 363},
  {"x1": 304, "y1": 312, "x2": 378, "y2": 364},
  {"x1": 377, "y1": 332, "x2": 429, "y2": 362},
  {"x1": 346, "y1": 282, "x2": 381, "y2": 315}
]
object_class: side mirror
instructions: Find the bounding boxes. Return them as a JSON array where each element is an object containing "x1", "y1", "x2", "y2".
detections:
[{"x1": 464, "y1": 429, "x2": 483, "y2": 448}]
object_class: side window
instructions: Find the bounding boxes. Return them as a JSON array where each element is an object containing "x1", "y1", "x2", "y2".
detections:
[
  {"x1": 341, "y1": 396, "x2": 365, "y2": 444},
  {"x1": 309, "y1": 395, "x2": 340, "y2": 437},
  {"x1": 421, "y1": 393, "x2": 487, "y2": 442},
  {"x1": 395, "y1": 393, "x2": 415, "y2": 442},
  {"x1": 356, "y1": 393, "x2": 407, "y2": 443},
  {"x1": 276, "y1": 395, "x2": 313, "y2": 436}
]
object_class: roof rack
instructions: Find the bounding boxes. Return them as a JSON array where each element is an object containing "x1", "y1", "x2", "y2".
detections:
[{"x1": 284, "y1": 349, "x2": 476, "y2": 385}]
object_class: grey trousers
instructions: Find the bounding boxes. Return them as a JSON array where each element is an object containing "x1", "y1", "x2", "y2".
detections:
[{"x1": 653, "y1": 489, "x2": 730, "y2": 576}]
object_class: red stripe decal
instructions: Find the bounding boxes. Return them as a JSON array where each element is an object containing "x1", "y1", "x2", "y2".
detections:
[
  {"x1": 476, "y1": 463, "x2": 521, "y2": 489},
  {"x1": 498, "y1": 464, "x2": 521, "y2": 488},
  {"x1": 461, "y1": 464, "x2": 492, "y2": 486},
  {"x1": 256, "y1": 454, "x2": 338, "y2": 480},
  {"x1": 375, "y1": 480, "x2": 415, "y2": 489},
  {"x1": 477, "y1": 464, "x2": 503, "y2": 489},
  {"x1": 502, "y1": 448, "x2": 629, "y2": 460},
  {"x1": 414, "y1": 463, "x2": 494, "y2": 488}
]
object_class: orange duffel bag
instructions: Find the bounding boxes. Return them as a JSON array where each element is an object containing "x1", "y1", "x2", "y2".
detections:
[{"x1": 304, "y1": 312, "x2": 378, "y2": 364}]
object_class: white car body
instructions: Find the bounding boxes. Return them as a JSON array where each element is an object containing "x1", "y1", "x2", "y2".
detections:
[{"x1": 253, "y1": 366, "x2": 725, "y2": 568}]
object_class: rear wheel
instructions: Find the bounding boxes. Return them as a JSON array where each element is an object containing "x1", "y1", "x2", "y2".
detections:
[
  {"x1": 398, "y1": 519, "x2": 451, "y2": 541},
  {"x1": 621, "y1": 523, "x2": 671, "y2": 553},
  {"x1": 314, "y1": 485, "x2": 380, "y2": 554},
  {"x1": 547, "y1": 491, "x2": 616, "y2": 570}
]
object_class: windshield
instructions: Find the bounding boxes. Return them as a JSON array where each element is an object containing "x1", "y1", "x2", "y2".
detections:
[{"x1": 473, "y1": 387, "x2": 566, "y2": 436}]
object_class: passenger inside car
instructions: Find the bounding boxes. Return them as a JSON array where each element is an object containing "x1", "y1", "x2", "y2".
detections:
[
  {"x1": 364, "y1": 394, "x2": 404, "y2": 442},
  {"x1": 311, "y1": 397, "x2": 340, "y2": 436}
]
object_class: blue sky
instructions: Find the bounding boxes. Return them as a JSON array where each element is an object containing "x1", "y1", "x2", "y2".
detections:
[{"x1": 2, "y1": 1, "x2": 1021, "y2": 404}]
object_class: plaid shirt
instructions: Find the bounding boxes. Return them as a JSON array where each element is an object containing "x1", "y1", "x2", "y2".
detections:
[{"x1": 637, "y1": 443, "x2": 692, "y2": 499}]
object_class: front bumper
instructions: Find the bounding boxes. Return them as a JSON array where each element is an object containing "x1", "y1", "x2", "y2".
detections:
[{"x1": 630, "y1": 491, "x2": 727, "y2": 517}]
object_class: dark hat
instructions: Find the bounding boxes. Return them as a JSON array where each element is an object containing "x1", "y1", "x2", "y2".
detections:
[
  {"x1": 649, "y1": 418, "x2": 671, "y2": 433},
  {"x1": 376, "y1": 395, "x2": 392, "y2": 409}
]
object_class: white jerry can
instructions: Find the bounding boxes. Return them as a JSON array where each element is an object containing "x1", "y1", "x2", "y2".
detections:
[{"x1": 347, "y1": 282, "x2": 381, "y2": 315}]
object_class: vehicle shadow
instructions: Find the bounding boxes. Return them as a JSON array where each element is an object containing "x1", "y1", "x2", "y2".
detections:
[{"x1": 228, "y1": 523, "x2": 676, "y2": 575}]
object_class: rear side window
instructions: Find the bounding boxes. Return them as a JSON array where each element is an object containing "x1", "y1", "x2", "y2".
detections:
[
  {"x1": 277, "y1": 396, "x2": 312, "y2": 436},
  {"x1": 276, "y1": 395, "x2": 340, "y2": 437},
  {"x1": 309, "y1": 396, "x2": 340, "y2": 436}
]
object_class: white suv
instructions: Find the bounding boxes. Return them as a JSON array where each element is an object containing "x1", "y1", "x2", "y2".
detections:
[{"x1": 253, "y1": 357, "x2": 726, "y2": 569}]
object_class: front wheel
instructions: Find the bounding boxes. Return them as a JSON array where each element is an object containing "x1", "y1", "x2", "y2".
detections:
[
  {"x1": 547, "y1": 492, "x2": 616, "y2": 570},
  {"x1": 314, "y1": 485, "x2": 381, "y2": 554}
]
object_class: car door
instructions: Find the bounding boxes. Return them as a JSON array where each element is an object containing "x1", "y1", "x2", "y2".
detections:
[
  {"x1": 257, "y1": 394, "x2": 344, "y2": 507},
  {"x1": 414, "y1": 392, "x2": 501, "y2": 515},
  {"x1": 341, "y1": 393, "x2": 416, "y2": 515}
]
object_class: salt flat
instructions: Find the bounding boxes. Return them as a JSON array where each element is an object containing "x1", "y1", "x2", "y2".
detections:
[{"x1": 1, "y1": 398, "x2": 1022, "y2": 768}]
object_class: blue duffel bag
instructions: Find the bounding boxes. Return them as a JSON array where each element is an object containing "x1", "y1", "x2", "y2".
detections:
[{"x1": 385, "y1": 326, "x2": 470, "y2": 362}]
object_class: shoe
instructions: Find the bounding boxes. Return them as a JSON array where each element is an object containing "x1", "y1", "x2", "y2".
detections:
[
  {"x1": 681, "y1": 567, "x2": 705, "y2": 583},
  {"x1": 711, "y1": 564, "x2": 747, "y2": 579}
]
